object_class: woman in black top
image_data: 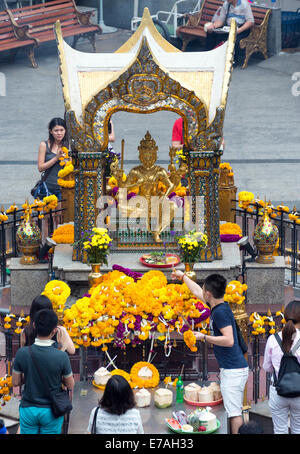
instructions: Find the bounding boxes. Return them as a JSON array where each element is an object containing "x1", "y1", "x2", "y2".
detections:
[{"x1": 37, "y1": 117, "x2": 69, "y2": 201}]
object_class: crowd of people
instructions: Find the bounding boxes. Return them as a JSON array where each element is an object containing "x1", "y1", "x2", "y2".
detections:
[{"x1": 0, "y1": 271, "x2": 297, "y2": 435}]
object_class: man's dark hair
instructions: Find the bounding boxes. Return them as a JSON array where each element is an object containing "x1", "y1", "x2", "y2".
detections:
[
  {"x1": 99, "y1": 375, "x2": 135, "y2": 415},
  {"x1": 34, "y1": 309, "x2": 58, "y2": 337},
  {"x1": 238, "y1": 421, "x2": 263, "y2": 434},
  {"x1": 203, "y1": 274, "x2": 227, "y2": 299}
]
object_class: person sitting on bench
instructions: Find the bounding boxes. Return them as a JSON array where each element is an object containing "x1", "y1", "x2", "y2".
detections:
[{"x1": 205, "y1": 0, "x2": 254, "y2": 66}]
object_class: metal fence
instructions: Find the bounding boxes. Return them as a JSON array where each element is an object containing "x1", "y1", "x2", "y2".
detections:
[
  {"x1": 233, "y1": 202, "x2": 300, "y2": 289},
  {"x1": 0, "y1": 205, "x2": 64, "y2": 287}
]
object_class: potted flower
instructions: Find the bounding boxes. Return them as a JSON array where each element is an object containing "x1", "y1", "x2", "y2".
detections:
[
  {"x1": 177, "y1": 230, "x2": 208, "y2": 281},
  {"x1": 76, "y1": 227, "x2": 113, "y2": 288}
]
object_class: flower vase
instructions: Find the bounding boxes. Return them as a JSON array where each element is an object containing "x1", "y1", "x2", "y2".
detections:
[
  {"x1": 184, "y1": 263, "x2": 197, "y2": 282},
  {"x1": 88, "y1": 263, "x2": 103, "y2": 289}
]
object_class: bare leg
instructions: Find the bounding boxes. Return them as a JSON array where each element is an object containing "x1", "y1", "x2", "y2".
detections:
[{"x1": 230, "y1": 415, "x2": 243, "y2": 434}]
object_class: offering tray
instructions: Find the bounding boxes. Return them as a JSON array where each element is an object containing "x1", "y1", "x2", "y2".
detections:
[{"x1": 184, "y1": 396, "x2": 223, "y2": 407}]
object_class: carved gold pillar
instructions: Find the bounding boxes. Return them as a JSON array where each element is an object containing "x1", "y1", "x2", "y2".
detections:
[
  {"x1": 219, "y1": 167, "x2": 237, "y2": 223},
  {"x1": 72, "y1": 151, "x2": 103, "y2": 262},
  {"x1": 189, "y1": 150, "x2": 223, "y2": 261}
]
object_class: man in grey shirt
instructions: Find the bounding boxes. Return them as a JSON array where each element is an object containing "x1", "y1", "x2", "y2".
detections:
[
  {"x1": 13, "y1": 309, "x2": 74, "y2": 434},
  {"x1": 206, "y1": 0, "x2": 254, "y2": 66}
]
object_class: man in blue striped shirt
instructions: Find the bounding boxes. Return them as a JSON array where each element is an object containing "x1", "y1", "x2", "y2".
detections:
[{"x1": 206, "y1": 0, "x2": 254, "y2": 66}]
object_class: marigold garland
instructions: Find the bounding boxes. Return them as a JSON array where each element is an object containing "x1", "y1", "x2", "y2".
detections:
[
  {"x1": 130, "y1": 362, "x2": 160, "y2": 388},
  {"x1": 0, "y1": 375, "x2": 13, "y2": 407},
  {"x1": 62, "y1": 269, "x2": 210, "y2": 352},
  {"x1": 52, "y1": 223, "x2": 74, "y2": 244},
  {"x1": 224, "y1": 280, "x2": 248, "y2": 305},
  {"x1": 42, "y1": 280, "x2": 71, "y2": 313},
  {"x1": 183, "y1": 330, "x2": 197, "y2": 352},
  {"x1": 220, "y1": 222, "x2": 242, "y2": 236}
]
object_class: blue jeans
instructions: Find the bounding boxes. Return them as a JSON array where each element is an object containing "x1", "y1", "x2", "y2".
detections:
[{"x1": 19, "y1": 406, "x2": 64, "y2": 434}]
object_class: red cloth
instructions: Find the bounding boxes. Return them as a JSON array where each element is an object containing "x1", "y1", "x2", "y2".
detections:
[{"x1": 172, "y1": 118, "x2": 183, "y2": 144}]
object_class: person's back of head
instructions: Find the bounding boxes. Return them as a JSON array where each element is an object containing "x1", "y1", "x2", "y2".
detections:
[
  {"x1": 99, "y1": 375, "x2": 135, "y2": 416},
  {"x1": 29, "y1": 295, "x2": 53, "y2": 320},
  {"x1": 282, "y1": 300, "x2": 300, "y2": 353},
  {"x1": 34, "y1": 309, "x2": 58, "y2": 338},
  {"x1": 238, "y1": 420, "x2": 263, "y2": 434},
  {"x1": 203, "y1": 274, "x2": 227, "y2": 299},
  {"x1": 24, "y1": 295, "x2": 53, "y2": 346}
]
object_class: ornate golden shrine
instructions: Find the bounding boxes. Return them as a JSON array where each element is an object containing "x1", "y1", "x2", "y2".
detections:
[{"x1": 55, "y1": 8, "x2": 236, "y2": 262}]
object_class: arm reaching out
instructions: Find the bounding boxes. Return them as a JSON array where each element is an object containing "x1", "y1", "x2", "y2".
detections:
[{"x1": 171, "y1": 268, "x2": 204, "y2": 301}]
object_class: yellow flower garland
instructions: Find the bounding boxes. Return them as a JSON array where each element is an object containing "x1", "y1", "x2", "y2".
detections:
[
  {"x1": 224, "y1": 280, "x2": 247, "y2": 305},
  {"x1": 183, "y1": 330, "x2": 197, "y2": 352},
  {"x1": 63, "y1": 269, "x2": 211, "y2": 353},
  {"x1": 52, "y1": 224, "x2": 74, "y2": 244},
  {"x1": 130, "y1": 362, "x2": 160, "y2": 388},
  {"x1": 0, "y1": 375, "x2": 13, "y2": 406},
  {"x1": 220, "y1": 222, "x2": 242, "y2": 236},
  {"x1": 42, "y1": 280, "x2": 71, "y2": 313}
]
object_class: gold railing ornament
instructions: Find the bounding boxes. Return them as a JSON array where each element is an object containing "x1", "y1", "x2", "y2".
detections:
[
  {"x1": 253, "y1": 202, "x2": 279, "y2": 264},
  {"x1": 16, "y1": 200, "x2": 41, "y2": 265}
]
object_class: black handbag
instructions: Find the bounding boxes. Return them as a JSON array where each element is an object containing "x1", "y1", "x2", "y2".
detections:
[
  {"x1": 31, "y1": 173, "x2": 50, "y2": 199},
  {"x1": 91, "y1": 406, "x2": 100, "y2": 434},
  {"x1": 29, "y1": 346, "x2": 73, "y2": 418}
]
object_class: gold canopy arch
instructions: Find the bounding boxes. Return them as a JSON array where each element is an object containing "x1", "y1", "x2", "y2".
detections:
[{"x1": 55, "y1": 8, "x2": 236, "y2": 262}]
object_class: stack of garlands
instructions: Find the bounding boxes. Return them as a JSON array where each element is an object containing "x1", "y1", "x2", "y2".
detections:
[
  {"x1": 177, "y1": 229, "x2": 208, "y2": 264},
  {"x1": 224, "y1": 280, "x2": 248, "y2": 305},
  {"x1": 42, "y1": 280, "x2": 71, "y2": 316},
  {"x1": 52, "y1": 223, "x2": 74, "y2": 244},
  {"x1": 57, "y1": 147, "x2": 75, "y2": 189},
  {"x1": 0, "y1": 375, "x2": 13, "y2": 407},
  {"x1": 220, "y1": 222, "x2": 242, "y2": 242},
  {"x1": 62, "y1": 269, "x2": 211, "y2": 352}
]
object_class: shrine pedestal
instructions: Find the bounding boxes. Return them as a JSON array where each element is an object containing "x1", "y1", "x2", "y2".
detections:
[
  {"x1": 52, "y1": 242, "x2": 242, "y2": 297},
  {"x1": 245, "y1": 256, "x2": 285, "y2": 306},
  {"x1": 9, "y1": 259, "x2": 49, "y2": 307}
]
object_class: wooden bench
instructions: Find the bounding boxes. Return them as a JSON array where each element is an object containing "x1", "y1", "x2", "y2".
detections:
[
  {"x1": 0, "y1": 9, "x2": 38, "y2": 65},
  {"x1": 176, "y1": 0, "x2": 271, "y2": 69},
  {"x1": 3, "y1": 0, "x2": 102, "y2": 68}
]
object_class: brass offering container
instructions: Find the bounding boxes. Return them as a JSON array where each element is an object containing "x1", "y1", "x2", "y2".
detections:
[
  {"x1": 16, "y1": 202, "x2": 41, "y2": 265},
  {"x1": 253, "y1": 205, "x2": 278, "y2": 264}
]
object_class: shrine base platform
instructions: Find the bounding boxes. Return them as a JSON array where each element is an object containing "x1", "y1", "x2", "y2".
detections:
[
  {"x1": 52, "y1": 242, "x2": 242, "y2": 300},
  {"x1": 68, "y1": 381, "x2": 228, "y2": 434}
]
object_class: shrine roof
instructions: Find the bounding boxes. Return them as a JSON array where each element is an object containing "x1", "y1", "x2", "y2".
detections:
[{"x1": 56, "y1": 8, "x2": 235, "y2": 126}]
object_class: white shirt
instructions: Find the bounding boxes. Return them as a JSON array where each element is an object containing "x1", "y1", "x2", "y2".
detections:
[{"x1": 87, "y1": 407, "x2": 144, "y2": 434}]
